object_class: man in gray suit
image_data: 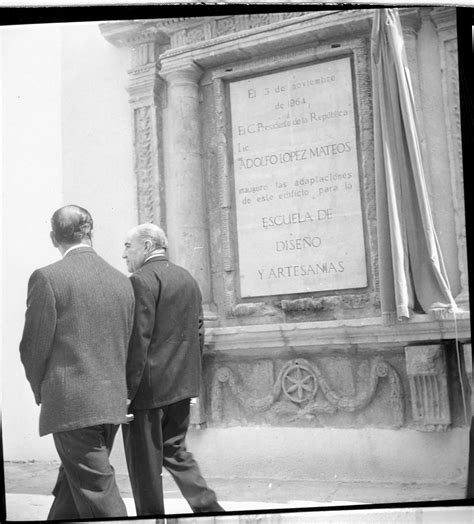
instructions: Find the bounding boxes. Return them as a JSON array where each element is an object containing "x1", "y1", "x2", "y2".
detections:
[
  {"x1": 122, "y1": 223, "x2": 223, "y2": 516},
  {"x1": 19, "y1": 205, "x2": 135, "y2": 520}
]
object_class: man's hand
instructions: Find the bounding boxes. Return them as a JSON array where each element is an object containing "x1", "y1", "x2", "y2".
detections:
[{"x1": 125, "y1": 400, "x2": 134, "y2": 423}]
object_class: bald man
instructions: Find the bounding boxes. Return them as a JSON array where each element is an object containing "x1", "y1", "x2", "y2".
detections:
[
  {"x1": 19, "y1": 205, "x2": 135, "y2": 520},
  {"x1": 122, "y1": 223, "x2": 223, "y2": 516}
]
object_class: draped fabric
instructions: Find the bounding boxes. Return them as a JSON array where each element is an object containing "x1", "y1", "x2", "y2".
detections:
[{"x1": 370, "y1": 8, "x2": 458, "y2": 324}]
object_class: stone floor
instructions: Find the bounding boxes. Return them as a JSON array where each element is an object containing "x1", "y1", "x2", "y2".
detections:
[{"x1": 4, "y1": 460, "x2": 470, "y2": 522}]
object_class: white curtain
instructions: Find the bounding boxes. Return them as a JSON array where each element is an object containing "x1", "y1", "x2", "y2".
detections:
[{"x1": 370, "y1": 8, "x2": 458, "y2": 324}]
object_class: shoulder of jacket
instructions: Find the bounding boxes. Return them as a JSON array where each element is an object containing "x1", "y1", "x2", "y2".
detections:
[
  {"x1": 96, "y1": 256, "x2": 130, "y2": 278},
  {"x1": 134, "y1": 263, "x2": 158, "y2": 282},
  {"x1": 32, "y1": 259, "x2": 63, "y2": 276}
]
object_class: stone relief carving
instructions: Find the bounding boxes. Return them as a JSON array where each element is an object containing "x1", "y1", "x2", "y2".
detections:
[
  {"x1": 281, "y1": 293, "x2": 380, "y2": 313},
  {"x1": 161, "y1": 12, "x2": 310, "y2": 45},
  {"x1": 132, "y1": 41, "x2": 159, "y2": 69},
  {"x1": 186, "y1": 25, "x2": 207, "y2": 44},
  {"x1": 281, "y1": 12, "x2": 310, "y2": 20},
  {"x1": 216, "y1": 17, "x2": 240, "y2": 37},
  {"x1": 211, "y1": 357, "x2": 404, "y2": 426},
  {"x1": 126, "y1": 39, "x2": 166, "y2": 228},
  {"x1": 134, "y1": 106, "x2": 155, "y2": 223},
  {"x1": 405, "y1": 344, "x2": 451, "y2": 431},
  {"x1": 101, "y1": 22, "x2": 170, "y2": 229},
  {"x1": 161, "y1": 12, "x2": 337, "y2": 59},
  {"x1": 231, "y1": 303, "x2": 278, "y2": 317},
  {"x1": 248, "y1": 13, "x2": 274, "y2": 29}
]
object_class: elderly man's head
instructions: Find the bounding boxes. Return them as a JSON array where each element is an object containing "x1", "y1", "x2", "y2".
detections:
[
  {"x1": 50, "y1": 205, "x2": 93, "y2": 249},
  {"x1": 123, "y1": 223, "x2": 168, "y2": 273}
]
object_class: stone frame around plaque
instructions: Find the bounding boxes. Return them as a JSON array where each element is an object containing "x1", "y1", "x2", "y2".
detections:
[
  {"x1": 228, "y1": 54, "x2": 368, "y2": 299},
  {"x1": 208, "y1": 37, "x2": 378, "y2": 321}
]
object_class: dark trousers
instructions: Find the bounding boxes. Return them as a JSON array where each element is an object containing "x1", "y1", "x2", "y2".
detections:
[
  {"x1": 47, "y1": 424, "x2": 127, "y2": 520},
  {"x1": 123, "y1": 398, "x2": 222, "y2": 516}
]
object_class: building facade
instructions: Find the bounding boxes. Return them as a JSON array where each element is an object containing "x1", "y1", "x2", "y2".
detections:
[
  {"x1": 98, "y1": 7, "x2": 471, "y2": 499},
  {"x1": 1, "y1": 7, "x2": 470, "y2": 503}
]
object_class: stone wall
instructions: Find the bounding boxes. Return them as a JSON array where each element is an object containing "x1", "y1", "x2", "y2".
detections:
[{"x1": 100, "y1": 7, "x2": 471, "y2": 489}]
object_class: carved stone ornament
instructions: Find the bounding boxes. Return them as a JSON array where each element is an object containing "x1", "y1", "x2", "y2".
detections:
[
  {"x1": 405, "y1": 344, "x2": 451, "y2": 431},
  {"x1": 211, "y1": 357, "x2": 404, "y2": 426},
  {"x1": 100, "y1": 13, "x2": 312, "y2": 56},
  {"x1": 134, "y1": 106, "x2": 157, "y2": 224}
]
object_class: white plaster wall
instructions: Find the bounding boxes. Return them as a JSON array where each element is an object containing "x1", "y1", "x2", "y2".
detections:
[
  {"x1": 2, "y1": 24, "x2": 63, "y2": 462},
  {"x1": 61, "y1": 23, "x2": 136, "y2": 272},
  {"x1": 1, "y1": 22, "x2": 135, "y2": 462}
]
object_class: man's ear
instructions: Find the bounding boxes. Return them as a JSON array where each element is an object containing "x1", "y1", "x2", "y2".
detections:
[
  {"x1": 50, "y1": 231, "x2": 59, "y2": 248},
  {"x1": 144, "y1": 239, "x2": 152, "y2": 252}
]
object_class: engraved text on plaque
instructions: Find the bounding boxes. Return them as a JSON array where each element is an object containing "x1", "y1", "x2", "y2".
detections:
[{"x1": 229, "y1": 57, "x2": 367, "y2": 297}]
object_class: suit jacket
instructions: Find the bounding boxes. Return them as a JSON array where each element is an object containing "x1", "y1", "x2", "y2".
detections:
[
  {"x1": 127, "y1": 255, "x2": 203, "y2": 410},
  {"x1": 20, "y1": 247, "x2": 135, "y2": 436}
]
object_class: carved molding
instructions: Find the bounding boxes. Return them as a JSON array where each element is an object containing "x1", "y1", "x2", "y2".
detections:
[
  {"x1": 131, "y1": 40, "x2": 160, "y2": 69},
  {"x1": 405, "y1": 344, "x2": 451, "y2": 431},
  {"x1": 281, "y1": 292, "x2": 380, "y2": 313},
  {"x1": 99, "y1": 21, "x2": 170, "y2": 48},
  {"x1": 160, "y1": 59, "x2": 203, "y2": 87},
  {"x1": 211, "y1": 357, "x2": 403, "y2": 426},
  {"x1": 430, "y1": 6, "x2": 457, "y2": 33},
  {"x1": 100, "y1": 12, "x2": 312, "y2": 56},
  {"x1": 133, "y1": 106, "x2": 161, "y2": 224},
  {"x1": 104, "y1": 9, "x2": 427, "y2": 60},
  {"x1": 100, "y1": 23, "x2": 168, "y2": 228},
  {"x1": 213, "y1": 76, "x2": 235, "y2": 316},
  {"x1": 211, "y1": 39, "x2": 376, "y2": 320},
  {"x1": 205, "y1": 314, "x2": 471, "y2": 352},
  {"x1": 159, "y1": 10, "x2": 374, "y2": 64},
  {"x1": 163, "y1": 12, "x2": 310, "y2": 48}
]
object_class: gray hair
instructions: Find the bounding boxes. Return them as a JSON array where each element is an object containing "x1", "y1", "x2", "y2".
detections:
[{"x1": 134, "y1": 223, "x2": 168, "y2": 250}]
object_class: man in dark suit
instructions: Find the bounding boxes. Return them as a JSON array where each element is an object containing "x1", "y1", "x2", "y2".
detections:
[
  {"x1": 122, "y1": 223, "x2": 223, "y2": 516},
  {"x1": 19, "y1": 205, "x2": 135, "y2": 520}
]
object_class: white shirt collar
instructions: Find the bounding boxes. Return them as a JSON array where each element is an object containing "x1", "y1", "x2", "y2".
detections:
[
  {"x1": 144, "y1": 250, "x2": 166, "y2": 263},
  {"x1": 63, "y1": 243, "x2": 90, "y2": 258}
]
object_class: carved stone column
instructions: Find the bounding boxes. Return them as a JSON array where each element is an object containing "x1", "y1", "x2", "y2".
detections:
[
  {"x1": 405, "y1": 344, "x2": 451, "y2": 431},
  {"x1": 431, "y1": 7, "x2": 469, "y2": 310},
  {"x1": 128, "y1": 37, "x2": 167, "y2": 226},
  {"x1": 100, "y1": 23, "x2": 169, "y2": 227},
  {"x1": 160, "y1": 59, "x2": 216, "y2": 321}
]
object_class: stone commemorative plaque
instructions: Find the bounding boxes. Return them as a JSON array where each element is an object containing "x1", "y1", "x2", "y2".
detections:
[{"x1": 229, "y1": 57, "x2": 368, "y2": 298}]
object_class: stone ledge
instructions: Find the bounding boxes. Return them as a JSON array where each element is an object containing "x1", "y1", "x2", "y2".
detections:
[{"x1": 204, "y1": 312, "x2": 471, "y2": 352}]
